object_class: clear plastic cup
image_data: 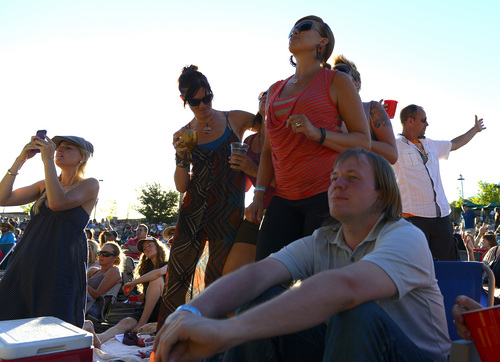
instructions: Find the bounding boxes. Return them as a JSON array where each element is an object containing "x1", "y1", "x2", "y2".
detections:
[{"x1": 230, "y1": 142, "x2": 249, "y2": 155}]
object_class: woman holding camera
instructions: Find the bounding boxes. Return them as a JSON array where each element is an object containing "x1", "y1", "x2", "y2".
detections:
[{"x1": 0, "y1": 134, "x2": 98, "y2": 327}]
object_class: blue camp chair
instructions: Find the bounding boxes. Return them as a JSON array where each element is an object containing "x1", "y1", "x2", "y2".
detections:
[
  {"x1": 434, "y1": 261, "x2": 495, "y2": 341},
  {"x1": 0, "y1": 243, "x2": 16, "y2": 271}
]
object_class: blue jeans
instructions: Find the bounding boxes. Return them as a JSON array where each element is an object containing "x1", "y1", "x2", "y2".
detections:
[
  {"x1": 224, "y1": 288, "x2": 433, "y2": 362},
  {"x1": 223, "y1": 285, "x2": 326, "y2": 362}
]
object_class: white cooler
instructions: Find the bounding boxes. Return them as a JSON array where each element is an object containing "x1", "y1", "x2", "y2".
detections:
[{"x1": 0, "y1": 317, "x2": 93, "y2": 361}]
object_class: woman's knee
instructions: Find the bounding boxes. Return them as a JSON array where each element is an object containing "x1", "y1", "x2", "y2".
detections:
[
  {"x1": 147, "y1": 276, "x2": 164, "y2": 292},
  {"x1": 117, "y1": 317, "x2": 138, "y2": 330}
]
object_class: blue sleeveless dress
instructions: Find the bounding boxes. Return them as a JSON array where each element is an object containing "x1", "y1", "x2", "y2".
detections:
[{"x1": 0, "y1": 202, "x2": 89, "y2": 327}]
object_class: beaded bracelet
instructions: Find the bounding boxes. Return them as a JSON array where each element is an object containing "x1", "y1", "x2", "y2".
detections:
[{"x1": 175, "y1": 153, "x2": 189, "y2": 168}]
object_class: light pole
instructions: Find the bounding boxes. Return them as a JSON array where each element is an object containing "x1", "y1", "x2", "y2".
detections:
[{"x1": 458, "y1": 174, "x2": 464, "y2": 201}]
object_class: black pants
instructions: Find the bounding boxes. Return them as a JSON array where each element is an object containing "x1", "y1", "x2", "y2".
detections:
[
  {"x1": 405, "y1": 215, "x2": 459, "y2": 261},
  {"x1": 255, "y1": 192, "x2": 329, "y2": 261}
]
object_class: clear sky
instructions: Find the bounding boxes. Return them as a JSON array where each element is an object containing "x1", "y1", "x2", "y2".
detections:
[{"x1": 1, "y1": 0, "x2": 499, "y2": 219}]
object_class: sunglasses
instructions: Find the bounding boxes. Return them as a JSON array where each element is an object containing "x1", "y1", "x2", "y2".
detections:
[
  {"x1": 333, "y1": 65, "x2": 351, "y2": 74},
  {"x1": 411, "y1": 116, "x2": 428, "y2": 124},
  {"x1": 258, "y1": 91, "x2": 267, "y2": 100},
  {"x1": 97, "y1": 251, "x2": 116, "y2": 257},
  {"x1": 289, "y1": 21, "x2": 324, "y2": 38},
  {"x1": 187, "y1": 93, "x2": 213, "y2": 107}
]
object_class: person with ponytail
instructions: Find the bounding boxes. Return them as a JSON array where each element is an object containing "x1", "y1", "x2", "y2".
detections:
[
  {"x1": 0, "y1": 134, "x2": 99, "y2": 327},
  {"x1": 157, "y1": 65, "x2": 254, "y2": 326},
  {"x1": 246, "y1": 15, "x2": 371, "y2": 260}
]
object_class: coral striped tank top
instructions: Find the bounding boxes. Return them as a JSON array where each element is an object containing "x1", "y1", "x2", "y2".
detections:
[{"x1": 266, "y1": 68, "x2": 342, "y2": 200}]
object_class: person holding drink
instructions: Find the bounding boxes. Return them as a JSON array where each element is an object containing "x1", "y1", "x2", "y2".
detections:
[
  {"x1": 0, "y1": 133, "x2": 98, "y2": 327},
  {"x1": 333, "y1": 54, "x2": 398, "y2": 164},
  {"x1": 225, "y1": 91, "x2": 277, "y2": 274},
  {"x1": 246, "y1": 15, "x2": 370, "y2": 260},
  {"x1": 158, "y1": 65, "x2": 254, "y2": 325}
]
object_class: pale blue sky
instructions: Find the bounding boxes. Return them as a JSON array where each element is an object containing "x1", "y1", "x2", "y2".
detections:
[{"x1": 1, "y1": 0, "x2": 499, "y2": 219}]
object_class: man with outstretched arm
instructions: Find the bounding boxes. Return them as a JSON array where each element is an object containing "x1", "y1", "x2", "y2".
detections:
[
  {"x1": 153, "y1": 148, "x2": 451, "y2": 361},
  {"x1": 392, "y1": 105, "x2": 486, "y2": 261}
]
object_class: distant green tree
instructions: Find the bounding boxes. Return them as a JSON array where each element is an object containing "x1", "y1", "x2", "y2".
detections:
[
  {"x1": 470, "y1": 181, "x2": 500, "y2": 206},
  {"x1": 135, "y1": 183, "x2": 179, "y2": 224},
  {"x1": 99, "y1": 199, "x2": 118, "y2": 220},
  {"x1": 20, "y1": 203, "x2": 34, "y2": 214}
]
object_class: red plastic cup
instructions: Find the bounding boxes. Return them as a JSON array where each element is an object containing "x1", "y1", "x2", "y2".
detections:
[
  {"x1": 463, "y1": 305, "x2": 500, "y2": 361},
  {"x1": 128, "y1": 295, "x2": 138, "y2": 302},
  {"x1": 383, "y1": 100, "x2": 398, "y2": 119}
]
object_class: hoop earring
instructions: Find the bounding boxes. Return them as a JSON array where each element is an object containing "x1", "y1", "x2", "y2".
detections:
[
  {"x1": 316, "y1": 45, "x2": 322, "y2": 60},
  {"x1": 289, "y1": 55, "x2": 297, "y2": 67}
]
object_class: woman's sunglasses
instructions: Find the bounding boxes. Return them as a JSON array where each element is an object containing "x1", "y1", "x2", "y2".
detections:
[
  {"x1": 187, "y1": 93, "x2": 213, "y2": 107},
  {"x1": 258, "y1": 91, "x2": 267, "y2": 100},
  {"x1": 333, "y1": 65, "x2": 351, "y2": 74},
  {"x1": 289, "y1": 21, "x2": 324, "y2": 38},
  {"x1": 97, "y1": 251, "x2": 116, "y2": 257}
]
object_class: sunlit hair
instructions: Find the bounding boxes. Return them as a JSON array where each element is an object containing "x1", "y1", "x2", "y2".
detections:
[
  {"x1": 102, "y1": 241, "x2": 125, "y2": 273},
  {"x1": 33, "y1": 141, "x2": 91, "y2": 214},
  {"x1": 400, "y1": 104, "x2": 424, "y2": 125},
  {"x1": 334, "y1": 148, "x2": 402, "y2": 221},
  {"x1": 88, "y1": 239, "x2": 100, "y2": 266},
  {"x1": 98, "y1": 230, "x2": 107, "y2": 247},
  {"x1": 291, "y1": 15, "x2": 335, "y2": 69},
  {"x1": 333, "y1": 54, "x2": 362, "y2": 91},
  {"x1": 178, "y1": 65, "x2": 213, "y2": 108},
  {"x1": 134, "y1": 238, "x2": 168, "y2": 293},
  {"x1": 85, "y1": 228, "x2": 95, "y2": 240}
]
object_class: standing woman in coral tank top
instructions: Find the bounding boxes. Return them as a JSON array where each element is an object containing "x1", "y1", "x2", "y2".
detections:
[{"x1": 246, "y1": 15, "x2": 371, "y2": 260}]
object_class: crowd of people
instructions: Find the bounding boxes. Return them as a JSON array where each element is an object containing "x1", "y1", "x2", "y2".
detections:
[{"x1": 0, "y1": 14, "x2": 493, "y2": 362}]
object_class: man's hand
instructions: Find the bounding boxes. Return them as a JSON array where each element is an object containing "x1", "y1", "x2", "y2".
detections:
[
  {"x1": 474, "y1": 115, "x2": 486, "y2": 133},
  {"x1": 154, "y1": 312, "x2": 231, "y2": 362},
  {"x1": 452, "y1": 295, "x2": 483, "y2": 340}
]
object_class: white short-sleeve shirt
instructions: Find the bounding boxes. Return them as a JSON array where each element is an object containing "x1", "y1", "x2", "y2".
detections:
[{"x1": 392, "y1": 136, "x2": 452, "y2": 218}]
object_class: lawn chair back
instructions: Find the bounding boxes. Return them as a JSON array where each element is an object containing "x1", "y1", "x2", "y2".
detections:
[{"x1": 434, "y1": 261, "x2": 495, "y2": 341}]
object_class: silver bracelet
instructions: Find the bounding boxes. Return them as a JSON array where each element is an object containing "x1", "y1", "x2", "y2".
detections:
[
  {"x1": 7, "y1": 169, "x2": 18, "y2": 176},
  {"x1": 176, "y1": 304, "x2": 201, "y2": 316}
]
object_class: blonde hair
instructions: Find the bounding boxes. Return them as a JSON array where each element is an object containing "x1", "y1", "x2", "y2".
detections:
[
  {"x1": 102, "y1": 241, "x2": 125, "y2": 273},
  {"x1": 334, "y1": 148, "x2": 402, "y2": 221},
  {"x1": 88, "y1": 239, "x2": 100, "y2": 266},
  {"x1": 333, "y1": 54, "x2": 362, "y2": 91},
  {"x1": 33, "y1": 143, "x2": 91, "y2": 214}
]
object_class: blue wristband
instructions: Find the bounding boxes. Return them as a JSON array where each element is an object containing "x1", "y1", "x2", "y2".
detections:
[
  {"x1": 254, "y1": 186, "x2": 267, "y2": 194},
  {"x1": 176, "y1": 304, "x2": 202, "y2": 316}
]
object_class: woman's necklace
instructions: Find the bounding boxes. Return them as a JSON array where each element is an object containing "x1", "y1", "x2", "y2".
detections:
[{"x1": 197, "y1": 112, "x2": 217, "y2": 134}]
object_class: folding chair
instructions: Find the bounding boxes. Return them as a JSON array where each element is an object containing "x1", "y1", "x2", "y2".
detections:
[
  {"x1": 0, "y1": 243, "x2": 16, "y2": 272},
  {"x1": 434, "y1": 261, "x2": 495, "y2": 342}
]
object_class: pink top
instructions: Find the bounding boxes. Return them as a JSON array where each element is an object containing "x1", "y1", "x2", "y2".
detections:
[{"x1": 266, "y1": 68, "x2": 342, "y2": 200}]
